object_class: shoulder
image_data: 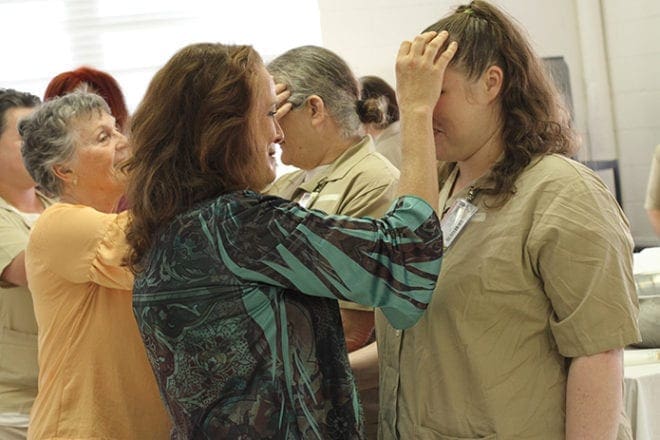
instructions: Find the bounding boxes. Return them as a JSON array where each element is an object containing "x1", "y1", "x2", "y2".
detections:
[
  {"x1": 0, "y1": 204, "x2": 19, "y2": 225},
  {"x1": 521, "y1": 155, "x2": 629, "y2": 230},
  {"x1": 38, "y1": 203, "x2": 114, "y2": 225},
  {"x1": 180, "y1": 191, "x2": 290, "y2": 228},
  {"x1": 0, "y1": 197, "x2": 19, "y2": 224},
  {"x1": 32, "y1": 204, "x2": 125, "y2": 247},
  {"x1": 338, "y1": 139, "x2": 399, "y2": 183},
  {"x1": 514, "y1": 155, "x2": 623, "y2": 218},
  {"x1": 352, "y1": 151, "x2": 400, "y2": 183},
  {"x1": 520, "y1": 154, "x2": 604, "y2": 190},
  {"x1": 263, "y1": 170, "x2": 305, "y2": 196},
  {"x1": 331, "y1": 137, "x2": 399, "y2": 182},
  {"x1": 655, "y1": 144, "x2": 660, "y2": 159}
]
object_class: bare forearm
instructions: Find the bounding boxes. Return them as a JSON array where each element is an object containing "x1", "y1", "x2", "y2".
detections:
[
  {"x1": 648, "y1": 209, "x2": 660, "y2": 236},
  {"x1": 0, "y1": 250, "x2": 28, "y2": 287},
  {"x1": 349, "y1": 341, "x2": 379, "y2": 391},
  {"x1": 396, "y1": 108, "x2": 438, "y2": 207},
  {"x1": 565, "y1": 348, "x2": 623, "y2": 440}
]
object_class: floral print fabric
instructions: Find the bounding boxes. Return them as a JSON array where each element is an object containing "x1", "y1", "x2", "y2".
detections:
[{"x1": 133, "y1": 191, "x2": 442, "y2": 439}]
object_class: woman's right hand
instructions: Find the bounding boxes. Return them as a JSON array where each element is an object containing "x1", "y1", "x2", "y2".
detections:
[{"x1": 396, "y1": 30, "x2": 457, "y2": 114}]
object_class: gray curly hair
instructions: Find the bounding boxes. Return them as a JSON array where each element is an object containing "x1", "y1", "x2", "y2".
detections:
[{"x1": 19, "y1": 90, "x2": 110, "y2": 197}]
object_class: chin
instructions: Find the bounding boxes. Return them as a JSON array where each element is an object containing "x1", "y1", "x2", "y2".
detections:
[{"x1": 280, "y1": 157, "x2": 291, "y2": 166}]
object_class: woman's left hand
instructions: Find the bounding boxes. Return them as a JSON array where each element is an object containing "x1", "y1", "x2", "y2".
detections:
[{"x1": 275, "y1": 83, "x2": 293, "y2": 120}]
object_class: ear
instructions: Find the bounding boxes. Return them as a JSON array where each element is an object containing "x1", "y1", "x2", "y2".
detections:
[
  {"x1": 306, "y1": 95, "x2": 327, "y2": 127},
  {"x1": 52, "y1": 164, "x2": 76, "y2": 184},
  {"x1": 482, "y1": 65, "x2": 503, "y2": 102}
]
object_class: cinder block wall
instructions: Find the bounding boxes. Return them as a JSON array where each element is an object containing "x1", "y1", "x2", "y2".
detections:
[{"x1": 318, "y1": 0, "x2": 660, "y2": 247}]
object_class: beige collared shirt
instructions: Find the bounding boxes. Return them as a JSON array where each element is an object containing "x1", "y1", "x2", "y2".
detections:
[
  {"x1": 377, "y1": 154, "x2": 640, "y2": 439},
  {"x1": 0, "y1": 192, "x2": 52, "y2": 416}
]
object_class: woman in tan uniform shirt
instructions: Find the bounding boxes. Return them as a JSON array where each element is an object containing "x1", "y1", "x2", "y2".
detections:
[{"x1": 377, "y1": 1, "x2": 640, "y2": 439}]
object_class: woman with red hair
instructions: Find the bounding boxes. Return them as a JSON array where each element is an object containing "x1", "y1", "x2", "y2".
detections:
[{"x1": 44, "y1": 66, "x2": 129, "y2": 133}]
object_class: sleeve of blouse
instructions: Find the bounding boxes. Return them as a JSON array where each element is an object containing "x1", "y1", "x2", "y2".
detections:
[
  {"x1": 215, "y1": 194, "x2": 443, "y2": 329},
  {"x1": 27, "y1": 205, "x2": 133, "y2": 290}
]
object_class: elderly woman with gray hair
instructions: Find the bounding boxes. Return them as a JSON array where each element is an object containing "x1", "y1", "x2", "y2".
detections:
[
  {"x1": 18, "y1": 91, "x2": 170, "y2": 439},
  {"x1": 264, "y1": 45, "x2": 399, "y2": 438}
]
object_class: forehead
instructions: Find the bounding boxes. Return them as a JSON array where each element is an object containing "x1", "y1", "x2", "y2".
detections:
[
  {"x1": 3, "y1": 106, "x2": 34, "y2": 129},
  {"x1": 73, "y1": 109, "x2": 114, "y2": 134},
  {"x1": 252, "y1": 65, "x2": 276, "y2": 104},
  {"x1": 444, "y1": 66, "x2": 469, "y2": 85},
  {"x1": 1, "y1": 107, "x2": 33, "y2": 140}
]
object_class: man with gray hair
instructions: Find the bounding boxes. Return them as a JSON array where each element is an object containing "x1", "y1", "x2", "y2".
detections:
[
  {"x1": 0, "y1": 88, "x2": 51, "y2": 440},
  {"x1": 265, "y1": 45, "x2": 398, "y2": 439}
]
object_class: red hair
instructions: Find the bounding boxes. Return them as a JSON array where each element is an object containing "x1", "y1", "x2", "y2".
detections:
[{"x1": 44, "y1": 66, "x2": 129, "y2": 133}]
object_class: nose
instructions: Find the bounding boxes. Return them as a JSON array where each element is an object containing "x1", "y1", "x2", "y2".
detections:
[
  {"x1": 274, "y1": 118, "x2": 284, "y2": 144},
  {"x1": 115, "y1": 130, "x2": 129, "y2": 151}
]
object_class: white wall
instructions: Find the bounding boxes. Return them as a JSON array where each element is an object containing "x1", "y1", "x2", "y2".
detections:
[
  {"x1": 318, "y1": 0, "x2": 660, "y2": 247},
  {"x1": 602, "y1": 0, "x2": 660, "y2": 247},
  {"x1": 318, "y1": 0, "x2": 588, "y2": 152},
  {"x1": 1, "y1": 0, "x2": 323, "y2": 112}
]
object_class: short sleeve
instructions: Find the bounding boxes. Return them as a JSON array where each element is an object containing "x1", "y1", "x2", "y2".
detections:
[
  {"x1": 644, "y1": 144, "x2": 660, "y2": 210},
  {"x1": 528, "y1": 173, "x2": 641, "y2": 357},
  {"x1": 27, "y1": 204, "x2": 133, "y2": 290},
  {"x1": 0, "y1": 210, "x2": 27, "y2": 288}
]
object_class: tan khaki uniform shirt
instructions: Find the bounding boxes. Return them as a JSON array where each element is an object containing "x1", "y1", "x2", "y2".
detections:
[
  {"x1": 377, "y1": 154, "x2": 640, "y2": 439},
  {"x1": 645, "y1": 144, "x2": 660, "y2": 209},
  {"x1": 0, "y1": 192, "x2": 52, "y2": 415},
  {"x1": 266, "y1": 136, "x2": 399, "y2": 312}
]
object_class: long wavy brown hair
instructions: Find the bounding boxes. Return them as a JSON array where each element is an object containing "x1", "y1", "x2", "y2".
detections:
[
  {"x1": 123, "y1": 43, "x2": 261, "y2": 271},
  {"x1": 425, "y1": 0, "x2": 579, "y2": 206}
]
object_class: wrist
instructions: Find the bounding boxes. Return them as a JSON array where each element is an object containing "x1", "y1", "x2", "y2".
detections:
[{"x1": 400, "y1": 105, "x2": 433, "y2": 118}]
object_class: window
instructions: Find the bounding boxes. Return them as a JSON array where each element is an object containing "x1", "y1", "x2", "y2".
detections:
[{"x1": 1, "y1": 0, "x2": 322, "y2": 111}]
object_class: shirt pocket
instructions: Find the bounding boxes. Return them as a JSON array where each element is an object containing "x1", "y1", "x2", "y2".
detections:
[
  {"x1": 417, "y1": 425, "x2": 497, "y2": 440},
  {"x1": 0, "y1": 327, "x2": 38, "y2": 387}
]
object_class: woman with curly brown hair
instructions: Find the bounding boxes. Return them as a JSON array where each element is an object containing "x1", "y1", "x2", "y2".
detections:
[
  {"x1": 375, "y1": 1, "x2": 640, "y2": 439},
  {"x1": 123, "y1": 36, "x2": 456, "y2": 439}
]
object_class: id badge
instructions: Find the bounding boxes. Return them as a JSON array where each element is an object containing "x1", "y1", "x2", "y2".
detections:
[
  {"x1": 441, "y1": 198, "x2": 478, "y2": 248},
  {"x1": 298, "y1": 192, "x2": 315, "y2": 208}
]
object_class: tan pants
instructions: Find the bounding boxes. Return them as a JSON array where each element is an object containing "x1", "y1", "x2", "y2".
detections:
[{"x1": 0, "y1": 425, "x2": 28, "y2": 440}]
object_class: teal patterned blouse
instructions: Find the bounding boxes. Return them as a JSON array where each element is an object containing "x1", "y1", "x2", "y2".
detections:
[{"x1": 133, "y1": 191, "x2": 442, "y2": 439}]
